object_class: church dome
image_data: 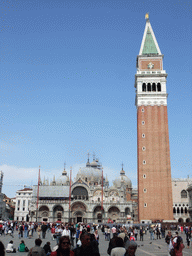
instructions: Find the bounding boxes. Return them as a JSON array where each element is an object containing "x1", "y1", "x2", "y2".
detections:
[
  {"x1": 113, "y1": 169, "x2": 132, "y2": 188},
  {"x1": 56, "y1": 170, "x2": 69, "y2": 186},
  {"x1": 76, "y1": 166, "x2": 102, "y2": 183}
]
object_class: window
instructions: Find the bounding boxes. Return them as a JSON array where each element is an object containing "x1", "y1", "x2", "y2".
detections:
[
  {"x1": 23, "y1": 200, "x2": 25, "y2": 206},
  {"x1": 173, "y1": 207, "x2": 176, "y2": 214},
  {"x1": 142, "y1": 83, "x2": 146, "y2": 92},
  {"x1": 157, "y1": 83, "x2": 161, "y2": 92},
  {"x1": 17, "y1": 208, "x2": 19, "y2": 211},
  {"x1": 22, "y1": 217, "x2": 24, "y2": 221},
  {"x1": 98, "y1": 198, "x2": 100, "y2": 202},
  {"x1": 143, "y1": 188, "x2": 147, "y2": 193},
  {"x1": 181, "y1": 190, "x2": 187, "y2": 198},
  {"x1": 152, "y1": 83, "x2": 156, "y2": 92},
  {"x1": 147, "y1": 83, "x2": 151, "y2": 92},
  {"x1": 143, "y1": 160, "x2": 146, "y2": 165},
  {"x1": 185, "y1": 207, "x2": 188, "y2": 214},
  {"x1": 142, "y1": 121, "x2": 145, "y2": 125},
  {"x1": 18, "y1": 200, "x2": 20, "y2": 206},
  {"x1": 142, "y1": 146, "x2": 146, "y2": 151},
  {"x1": 144, "y1": 203, "x2": 147, "y2": 207},
  {"x1": 143, "y1": 174, "x2": 146, "y2": 178},
  {"x1": 141, "y1": 108, "x2": 144, "y2": 112},
  {"x1": 142, "y1": 134, "x2": 145, "y2": 138},
  {"x1": 23, "y1": 208, "x2": 25, "y2": 211}
]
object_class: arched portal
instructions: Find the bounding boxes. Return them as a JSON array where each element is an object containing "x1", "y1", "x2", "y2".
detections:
[
  {"x1": 72, "y1": 186, "x2": 88, "y2": 200},
  {"x1": 93, "y1": 206, "x2": 104, "y2": 223},
  {"x1": 53, "y1": 205, "x2": 64, "y2": 222},
  {"x1": 178, "y1": 218, "x2": 183, "y2": 223},
  {"x1": 39, "y1": 205, "x2": 49, "y2": 222},
  {"x1": 71, "y1": 202, "x2": 86, "y2": 223},
  {"x1": 108, "y1": 206, "x2": 120, "y2": 223}
]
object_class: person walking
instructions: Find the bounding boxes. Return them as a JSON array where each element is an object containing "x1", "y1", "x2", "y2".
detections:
[
  {"x1": 41, "y1": 223, "x2": 48, "y2": 239},
  {"x1": 139, "y1": 228, "x2": 143, "y2": 241},
  {"x1": 173, "y1": 236, "x2": 185, "y2": 256},
  {"x1": 24, "y1": 223, "x2": 28, "y2": 238},
  {"x1": 165, "y1": 231, "x2": 173, "y2": 255},
  {"x1": 186, "y1": 230, "x2": 191, "y2": 249},
  {"x1": 37, "y1": 225, "x2": 41, "y2": 239}
]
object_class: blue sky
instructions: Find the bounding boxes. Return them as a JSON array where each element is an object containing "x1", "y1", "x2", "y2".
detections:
[{"x1": 1, "y1": 0, "x2": 191, "y2": 197}]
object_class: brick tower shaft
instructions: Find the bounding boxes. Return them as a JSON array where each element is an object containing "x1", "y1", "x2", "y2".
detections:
[{"x1": 135, "y1": 16, "x2": 173, "y2": 222}]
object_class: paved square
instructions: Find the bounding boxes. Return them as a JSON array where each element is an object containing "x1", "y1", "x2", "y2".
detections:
[{"x1": 0, "y1": 229, "x2": 192, "y2": 256}]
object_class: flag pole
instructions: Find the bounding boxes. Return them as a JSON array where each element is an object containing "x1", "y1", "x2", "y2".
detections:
[
  {"x1": 36, "y1": 166, "x2": 40, "y2": 222},
  {"x1": 68, "y1": 167, "x2": 72, "y2": 223}
]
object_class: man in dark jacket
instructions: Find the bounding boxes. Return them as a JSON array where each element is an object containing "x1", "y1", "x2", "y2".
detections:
[{"x1": 41, "y1": 223, "x2": 48, "y2": 239}]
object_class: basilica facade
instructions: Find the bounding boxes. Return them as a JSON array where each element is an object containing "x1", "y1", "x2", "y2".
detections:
[{"x1": 29, "y1": 157, "x2": 138, "y2": 224}]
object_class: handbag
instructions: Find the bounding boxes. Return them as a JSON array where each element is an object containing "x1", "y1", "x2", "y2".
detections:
[
  {"x1": 169, "y1": 248, "x2": 175, "y2": 256},
  {"x1": 25, "y1": 247, "x2": 29, "y2": 252}
]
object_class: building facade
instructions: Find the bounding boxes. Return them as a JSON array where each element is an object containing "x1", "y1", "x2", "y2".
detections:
[
  {"x1": 172, "y1": 178, "x2": 191, "y2": 223},
  {"x1": 135, "y1": 16, "x2": 173, "y2": 222},
  {"x1": 29, "y1": 158, "x2": 138, "y2": 224},
  {"x1": 14, "y1": 188, "x2": 33, "y2": 221},
  {"x1": 187, "y1": 183, "x2": 192, "y2": 221},
  {"x1": 0, "y1": 171, "x2": 6, "y2": 220}
]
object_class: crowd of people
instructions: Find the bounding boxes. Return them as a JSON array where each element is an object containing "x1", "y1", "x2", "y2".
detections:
[{"x1": 0, "y1": 221, "x2": 191, "y2": 256}]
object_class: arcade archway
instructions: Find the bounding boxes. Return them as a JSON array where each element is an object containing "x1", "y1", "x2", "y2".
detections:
[
  {"x1": 108, "y1": 206, "x2": 120, "y2": 223},
  {"x1": 71, "y1": 202, "x2": 87, "y2": 223},
  {"x1": 93, "y1": 206, "x2": 104, "y2": 223},
  {"x1": 53, "y1": 205, "x2": 64, "y2": 221}
]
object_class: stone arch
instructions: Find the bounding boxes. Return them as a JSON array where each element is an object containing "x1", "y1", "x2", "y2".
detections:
[
  {"x1": 108, "y1": 206, "x2": 120, "y2": 223},
  {"x1": 181, "y1": 207, "x2": 183, "y2": 214},
  {"x1": 186, "y1": 218, "x2": 190, "y2": 223},
  {"x1": 157, "y1": 83, "x2": 161, "y2": 92},
  {"x1": 152, "y1": 83, "x2": 156, "y2": 92},
  {"x1": 72, "y1": 186, "x2": 88, "y2": 200},
  {"x1": 142, "y1": 83, "x2": 146, "y2": 92},
  {"x1": 53, "y1": 205, "x2": 64, "y2": 221},
  {"x1": 178, "y1": 218, "x2": 183, "y2": 223},
  {"x1": 177, "y1": 207, "x2": 180, "y2": 214},
  {"x1": 93, "y1": 205, "x2": 105, "y2": 223},
  {"x1": 39, "y1": 205, "x2": 49, "y2": 219},
  {"x1": 71, "y1": 201, "x2": 87, "y2": 223},
  {"x1": 173, "y1": 207, "x2": 176, "y2": 214},
  {"x1": 185, "y1": 207, "x2": 188, "y2": 214},
  {"x1": 39, "y1": 205, "x2": 50, "y2": 212},
  {"x1": 147, "y1": 83, "x2": 151, "y2": 92}
]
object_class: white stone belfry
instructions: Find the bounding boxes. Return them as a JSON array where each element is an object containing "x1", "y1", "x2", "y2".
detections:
[{"x1": 135, "y1": 19, "x2": 168, "y2": 107}]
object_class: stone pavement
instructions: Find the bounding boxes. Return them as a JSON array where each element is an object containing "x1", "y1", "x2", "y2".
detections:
[{"x1": 0, "y1": 229, "x2": 192, "y2": 256}]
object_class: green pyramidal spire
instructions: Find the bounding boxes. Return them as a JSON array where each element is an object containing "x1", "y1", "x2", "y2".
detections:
[
  {"x1": 139, "y1": 18, "x2": 161, "y2": 56},
  {"x1": 142, "y1": 27, "x2": 158, "y2": 54}
]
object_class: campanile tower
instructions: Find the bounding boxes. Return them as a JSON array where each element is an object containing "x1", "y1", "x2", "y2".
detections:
[{"x1": 135, "y1": 15, "x2": 173, "y2": 222}]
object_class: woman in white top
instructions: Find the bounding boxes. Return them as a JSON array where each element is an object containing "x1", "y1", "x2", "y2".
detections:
[
  {"x1": 6, "y1": 240, "x2": 16, "y2": 253},
  {"x1": 111, "y1": 237, "x2": 126, "y2": 256}
]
